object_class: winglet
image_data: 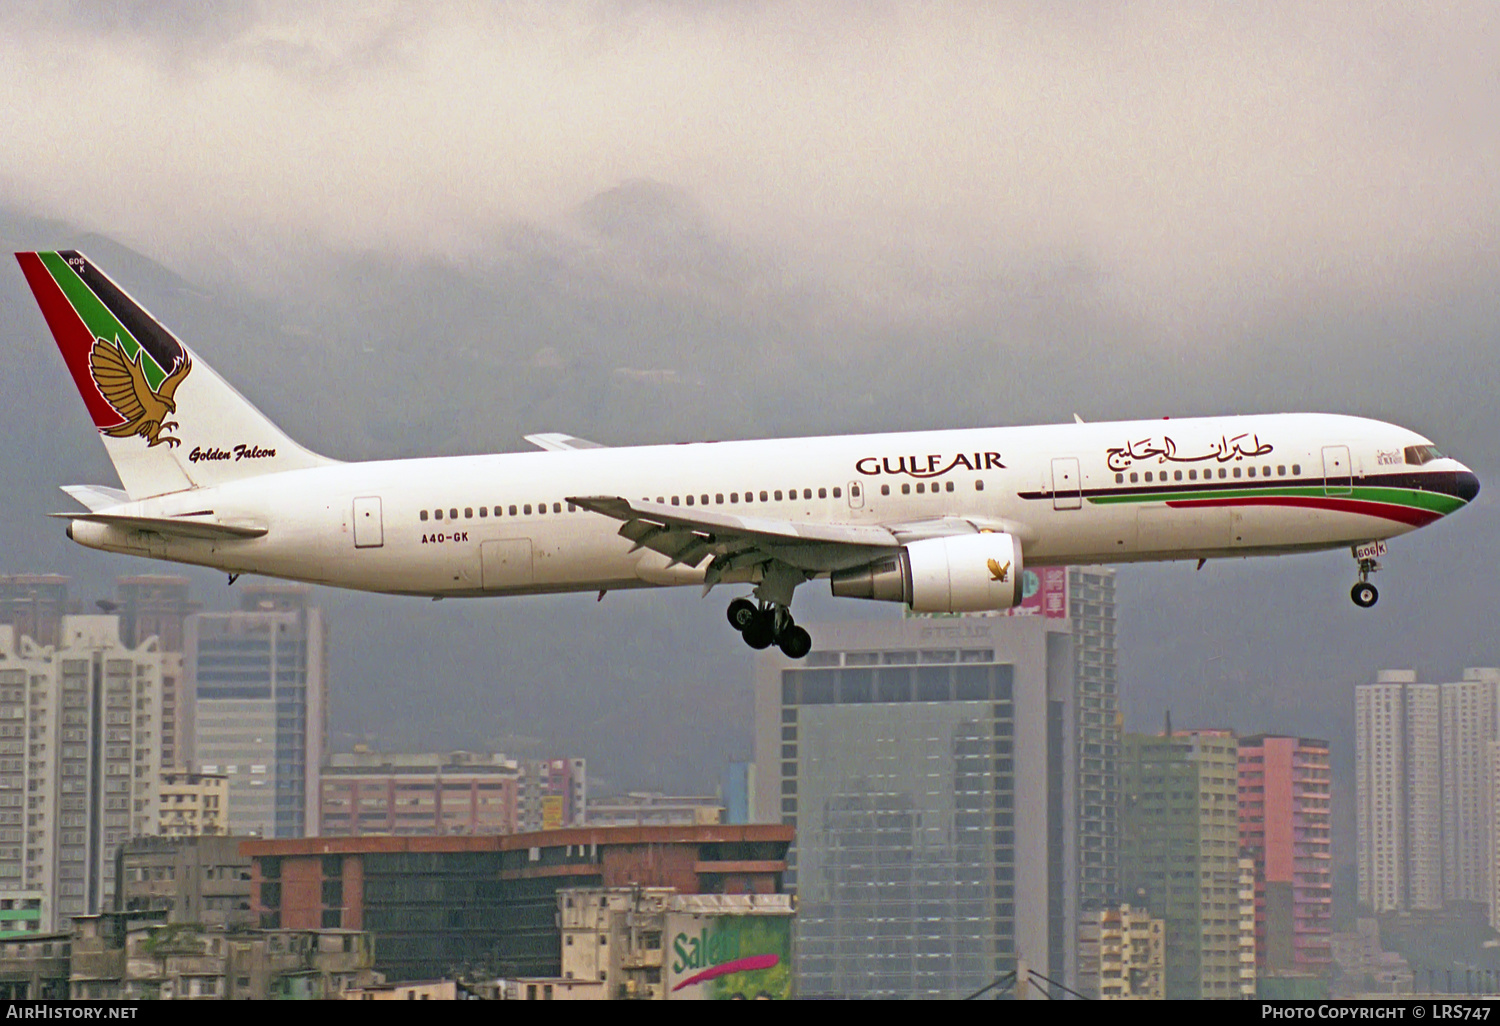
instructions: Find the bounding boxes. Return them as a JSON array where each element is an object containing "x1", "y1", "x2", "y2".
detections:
[{"x1": 524, "y1": 432, "x2": 608, "y2": 452}]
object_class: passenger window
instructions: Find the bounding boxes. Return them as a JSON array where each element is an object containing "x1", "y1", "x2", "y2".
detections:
[
  {"x1": 537, "y1": 503, "x2": 545, "y2": 515},
  {"x1": 881, "y1": 485, "x2": 890, "y2": 496},
  {"x1": 851, "y1": 484, "x2": 861, "y2": 498},
  {"x1": 449, "y1": 509, "x2": 457, "y2": 520},
  {"x1": 1144, "y1": 472, "x2": 1153, "y2": 482},
  {"x1": 508, "y1": 505, "x2": 517, "y2": 516},
  {"x1": 833, "y1": 487, "x2": 842, "y2": 498},
  {"x1": 945, "y1": 481, "x2": 954, "y2": 492},
  {"x1": 760, "y1": 491, "x2": 768, "y2": 502},
  {"x1": 1278, "y1": 466, "x2": 1286, "y2": 476},
  {"x1": 479, "y1": 507, "x2": 487, "y2": 517},
  {"x1": 1219, "y1": 468, "x2": 1228, "y2": 479},
  {"x1": 685, "y1": 495, "x2": 694, "y2": 506},
  {"x1": 1262, "y1": 467, "x2": 1270, "y2": 478},
  {"x1": 420, "y1": 510, "x2": 429, "y2": 521},
  {"x1": 803, "y1": 489, "x2": 812, "y2": 500},
  {"x1": 774, "y1": 491, "x2": 783, "y2": 501},
  {"x1": 975, "y1": 480, "x2": 984, "y2": 491},
  {"x1": 567, "y1": 503, "x2": 576, "y2": 512},
  {"x1": 1232, "y1": 467, "x2": 1242, "y2": 478},
  {"x1": 435, "y1": 509, "x2": 444, "y2": 520},
  {"x1": 1115, "y1": 474, "x2": 1123, "y2": 484},
  {"x1": 902, "y1": 483, "x2": 911, "y2": 495},
  {"x1": 554, "y1": 502, "x2": 561, "y2": 513},
  {"x1": 1247, "y1": 467, "x2": 1256, "y2": 478},
  {"x1": 916, "y1": 482, "x2": 925, "y2": 494},
  {"x1": 465, "y1": 508, "x2": 473, "y2": 518},
  {"x1": 1129, "y1": 473, "x2": 1138, "y2": 483},
  {"x1": 657, "y1": 497, "x2": 665, "y2": 504},
  {"x1": 672, "y1": 496, "x2": 680, "y2": 505},
  {"x1": 523, "y1": 504, "x2": 532, "y2": 515},
  {"x1": 702, "y1": 495, "x2": 709, "y2": 505},
  {"x1": 1188, "y1": 469, "x2": 1197, "y2": 481},
  {"x1": 818, "y1": 487, "x2": 827, "y2": 499},
  {"x1": 1174, "y1": 470, "x2": 1182, "y2": 481},
  {"x1": 730, "y1": 493, "x2": 738, "y2": 503},
  {"x1": 1292, "y1": 464, "x2": 1301, "y2": 475}
]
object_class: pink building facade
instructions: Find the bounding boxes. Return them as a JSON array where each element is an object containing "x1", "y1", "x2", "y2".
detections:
[{"x1": 1238, "y1": 735, "x2": 1332, "y2": 974}]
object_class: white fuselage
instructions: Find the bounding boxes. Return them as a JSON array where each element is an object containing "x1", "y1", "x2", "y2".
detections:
[{"x1": 67, "y1": 412, "x2": 1474, "y2": 599}]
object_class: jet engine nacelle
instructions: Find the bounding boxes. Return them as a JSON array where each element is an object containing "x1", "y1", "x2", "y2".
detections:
[{"x1": 830, "y1": 533, "x2": 1024, "y2": 613}]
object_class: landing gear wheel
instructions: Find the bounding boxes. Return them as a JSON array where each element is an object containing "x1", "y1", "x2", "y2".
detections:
[
  {"x1": 727, "y1": 598, "x2": 758, "y2": 632},
  {"x1": 778, "y1": 624, "x2": 813, "y2": 660},
  {"x1": 742, "y1": 610, "x2": 776, "y2": 649},
  {"x1": 1351, "y1": 582, "x2": 1378, "y2": 608}
]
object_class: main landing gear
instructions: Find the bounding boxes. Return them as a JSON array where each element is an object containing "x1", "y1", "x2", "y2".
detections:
[
  {"x1": 1350, "y1": 543, "x2": 1384, "y2": 608},
  {"x1": 727, "y1": 597, "x2": 812, "y2": 659}
]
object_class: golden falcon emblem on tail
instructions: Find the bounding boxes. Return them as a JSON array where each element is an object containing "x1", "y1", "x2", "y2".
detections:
[
  {"x1": 89, "y1": 337, "x2": 192, "y2": 448},
  {"x1": 987, "y1": 558, "x2": 1010, "y2": 582}
]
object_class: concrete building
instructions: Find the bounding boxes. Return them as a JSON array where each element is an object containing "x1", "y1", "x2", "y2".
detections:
[
  {"x1": 158, "y1": 771, "x2": 228, "y2": 837},
  {"x1": 559, "y1": 887, "x2": 794, "y2": 999},
  {"x1": 187, "y1": 584, "x2": 326, "y2": 839},
  {"x1": 518, "y1": 758, "x2": 587, "y2": 831},
  {"x1": 114, "y1": 576, "x2": 196, "y2": 771},
  {"x1": 0, "y1": 575, "x2": 72, "y2": 649},
  {"x1": 1076, "y1": 903, "x2": 1164, "y2": 1000},
  {"x1": 586, "y1": 793, "x2": 722, "y2": 828},
  {"x1": 244, "y1": 824, "x2": 791, "y2": 984},
  {"x1": 1238, "y1": 735, "x2": 1332, "y2": 976},
  {"x1": 1066, "y1": 567, "x2": 1120, "y2": 913},
  {"x1": 68, "y1": 912, "x2": 378, "y2": 1000},
  {"x1": 753, "y1": 614, "x2": 1071, "y2": 999},
  {"x1": 0, "y1": 933, "x2": 70, "y2": 999},
  {"x1": 1440, "y1": 668, "x2": 1500, "y2": 905},
  {"x1": 0, "y1": 617, "x2": 162, "y2": 931},
  {"x1": 1121, "y1": 729, "x2": 1252, "y2": 999},
  {"x1": 114, "y1": 835, "x2": 254, "y2": 929},
  {"x1": 1355, "y1": 671, "x2": 1442, "y2": 912},
  {"x1": 319, "y1": 750, "x2": 520, "y2": 836}
]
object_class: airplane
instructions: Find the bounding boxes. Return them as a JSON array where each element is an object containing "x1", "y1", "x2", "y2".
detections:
[{"x1": 16, "y1": 250, "x2": 1481, "y2": 659}]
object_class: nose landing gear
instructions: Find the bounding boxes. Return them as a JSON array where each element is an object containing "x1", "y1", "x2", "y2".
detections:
[
  {"x1": 1350, "y1": 541, "x2": 1386, "y2": 608},
  {"x1": 727, "y1": 597, "x2": 812, "y2": 659}
]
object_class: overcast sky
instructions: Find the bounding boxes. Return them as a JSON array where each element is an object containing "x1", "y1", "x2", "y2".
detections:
[{"x1": 2, "y1": 3, "x2": 1498, "y2": 809}]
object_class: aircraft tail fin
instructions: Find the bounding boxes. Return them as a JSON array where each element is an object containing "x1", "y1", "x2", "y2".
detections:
[{"x1": 16, "y1": 251, "x2": 333, "y2": 499}]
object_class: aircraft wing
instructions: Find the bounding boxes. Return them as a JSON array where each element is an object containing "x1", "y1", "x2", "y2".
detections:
[
  {"x1": 50, "y1": 511, "x2": 268, "y2": 540},
  {"x1": 524, "y1": 432, "x2": 608, "y2": 452}
]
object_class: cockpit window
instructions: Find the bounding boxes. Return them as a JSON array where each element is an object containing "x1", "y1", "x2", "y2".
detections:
[{"x1": 1404, "y1": 444, "x2": 1445, "y2": 465}]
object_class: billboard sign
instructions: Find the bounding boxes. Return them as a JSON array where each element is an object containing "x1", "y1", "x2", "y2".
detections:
[{"x1": 665, "y1": 912, "x2": 793, "y2": 1000}]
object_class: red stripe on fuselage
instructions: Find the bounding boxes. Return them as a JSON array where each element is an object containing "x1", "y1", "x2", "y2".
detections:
[
  {"x1": 1165, "y1": 494, "x2": 1441, "y2": 527},
  {"x1": 15, "y1": 253, "x2": 121, "y2": 429}
]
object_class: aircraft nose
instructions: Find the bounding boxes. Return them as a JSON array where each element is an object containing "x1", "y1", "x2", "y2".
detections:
[{"x1": 1456, "y1": 469, "x2": 1481, "y2": 503}]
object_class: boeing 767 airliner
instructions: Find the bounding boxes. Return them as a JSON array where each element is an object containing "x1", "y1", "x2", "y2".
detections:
[{"x1": 16, "y1": 251, "x2": 1480, "y2": 659}]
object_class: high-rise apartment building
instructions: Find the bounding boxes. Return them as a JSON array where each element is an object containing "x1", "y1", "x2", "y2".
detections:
[
  {"x1": 1238, "y1": 735, "x2": 1332, "y2": 975},
  {"x1": 157, "y1": 771, "x2": 228, "y2": 837},
  {"x1": 0, "y1": 617, "x2": 162, "y2": 931},
  {"x1": 1440, "y1": 668, "x2": 1500, "y2": 905},
  {"x1": 187, "y1": 584, "x2": 325, "y2": 839},
  {"x1": 1121, "y1": 729, "x2": 1252, "y2": 999},
  {"x1": 319, "y1": 751, "x2": 521, "y2": 836},
  {"x1": 1355, "y1": 671, "x2": 1442, "y2": 912},
  {"x1": 1067, "y1": 568, "x2": 1120, "y2": 913},
  {"x1": 754, "y1": 615, "x2": 1071, "y2": 999},
  {"x1": 0, "y1": 575, "x2": 72, "y2": 649},
  {"x1": 1076, "y1": 903, "x2": 1165, "y2": 999},
  {"x1": 517, "y1": 758, "x2": 586, "y2": 832},
  {"x1": 114, "y1": 576, "x2": 195, "y2": 771}
]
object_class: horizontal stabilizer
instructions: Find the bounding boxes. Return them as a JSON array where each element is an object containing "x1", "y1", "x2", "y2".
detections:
[
  {"x1": 524, "y1": 432, "x2": 608, "y2": 452},
  {"x1": 51, "y1": 511, "x2": 267, "y2": 539},
  {"x1": 60, "y1": 484, "x2": 131, "y2": 512}
]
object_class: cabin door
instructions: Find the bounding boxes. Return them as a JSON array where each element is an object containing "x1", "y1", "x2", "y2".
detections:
[
  {"x1": 1322, "y1": 446, "x2": 1352, "y2": 496},
  {"x1": 1051, "y1": 457, "x2": 1082, "y2": 510}
]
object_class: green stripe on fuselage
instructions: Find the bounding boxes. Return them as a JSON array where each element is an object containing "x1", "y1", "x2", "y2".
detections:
[
  {"x1": 38, "y1": 252, "x2": 165, "y2": 389},
  {"x1": 1087, "y1": 485, "x2": 1465, "y2": 516}
]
